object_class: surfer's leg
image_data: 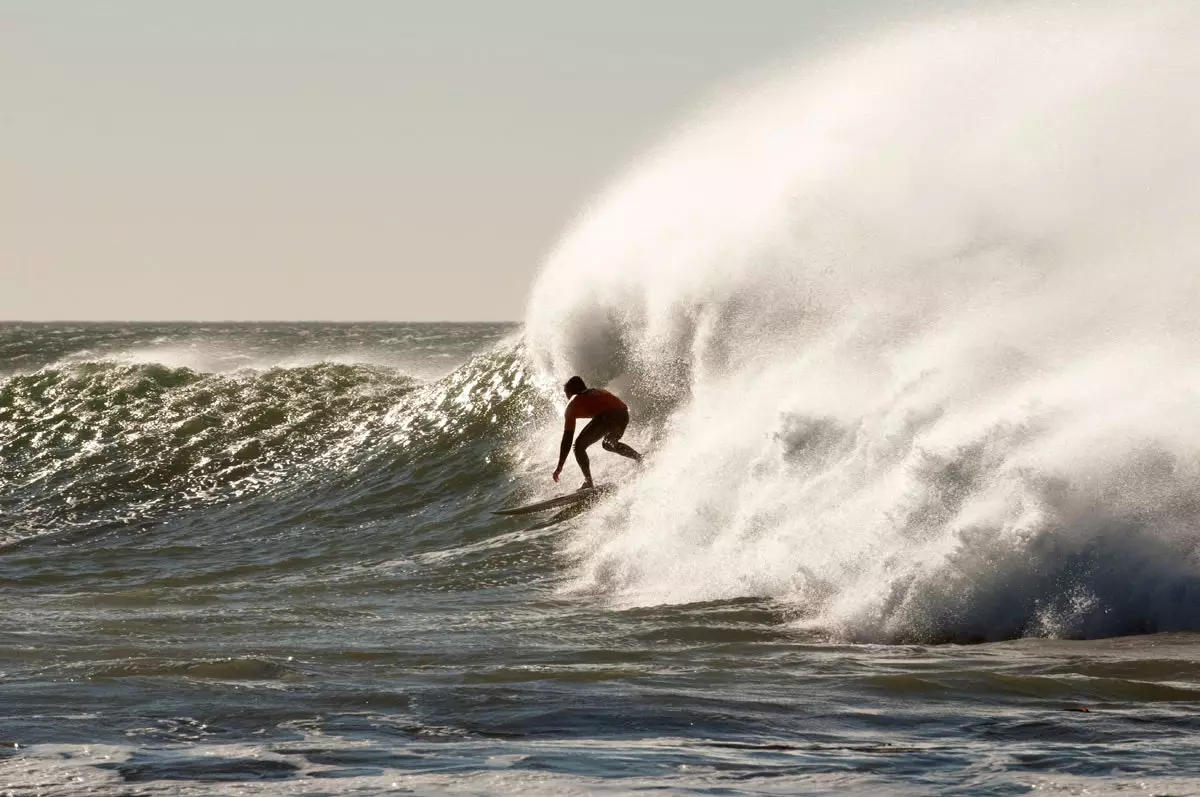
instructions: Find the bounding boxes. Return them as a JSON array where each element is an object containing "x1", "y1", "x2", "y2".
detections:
[
  {"x1": 601, "y1": 408, "x2": 642, "y2": 462},
  {"x1": 573, "y1": 417, "x2": 607, "y2": 488},
  {"x1": 604, "y1": 440, "x2": 642, "y2": 461}
]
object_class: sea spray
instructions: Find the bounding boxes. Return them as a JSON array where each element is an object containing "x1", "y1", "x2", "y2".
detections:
[{"x1": 523, "y1": 1, "x2": 1200, "y2": 641}]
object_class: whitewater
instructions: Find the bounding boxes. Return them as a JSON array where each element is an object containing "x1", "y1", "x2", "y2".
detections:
[
  {"x1": 5, "y1": 2, "x2": 1200, "y2": 794},
  {"x1": 526, "y1": 0, "x2": 1200, "y2": 643}
]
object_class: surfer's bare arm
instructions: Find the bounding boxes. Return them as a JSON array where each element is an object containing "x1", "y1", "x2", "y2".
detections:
[{"x1": 553, "y1": 420, "x2": 576, "y2": 481}]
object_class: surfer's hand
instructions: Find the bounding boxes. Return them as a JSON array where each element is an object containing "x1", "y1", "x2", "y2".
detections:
[{"x1": 552, "y1": 469, "x2": 561, "y2": 482}]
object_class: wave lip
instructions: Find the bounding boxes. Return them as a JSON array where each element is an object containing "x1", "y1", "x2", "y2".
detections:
[{"x1": 525, "y1": 1, "x2": 1200, "y2": 642}]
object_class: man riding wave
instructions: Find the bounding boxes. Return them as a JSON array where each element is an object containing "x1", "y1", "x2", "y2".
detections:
[{"x1": 552, "y1": 376, "x2": 642, "y2": 490}]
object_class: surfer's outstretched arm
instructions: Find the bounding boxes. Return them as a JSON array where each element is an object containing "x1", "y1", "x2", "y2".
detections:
[{"x1": 552, "y1": 419, "x2": 576, "y2": 482}]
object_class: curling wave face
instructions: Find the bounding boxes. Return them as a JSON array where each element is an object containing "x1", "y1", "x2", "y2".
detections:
[
  {"x1": 0, "y1": 323, "x2": 530, "y2": 547},
  {"x1": 523, "y1": 1, "x2": 1200, "y2": 641},
  {"x1": 0, "y1": 359, "x2": 412, "y2": 537}
]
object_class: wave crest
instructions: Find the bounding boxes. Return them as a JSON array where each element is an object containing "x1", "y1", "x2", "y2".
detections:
[
  {"x1": 524, "y1": 2, "x2": 1200, "y2": 641},
  {"x1": 0, "y1": 360, "x2": 416, "y2": 541}
]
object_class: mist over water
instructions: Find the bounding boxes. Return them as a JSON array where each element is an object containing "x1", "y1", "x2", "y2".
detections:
[{"x1": 525, "y1": 1, "x2": 1200, "y2": 641}]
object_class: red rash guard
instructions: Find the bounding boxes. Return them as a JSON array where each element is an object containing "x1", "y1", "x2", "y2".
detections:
[{"x1": 565, "y1": 389, "x2": 627, "y2": 422}]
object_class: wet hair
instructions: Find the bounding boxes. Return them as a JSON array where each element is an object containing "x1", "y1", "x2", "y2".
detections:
[{"x1": 563, "y1": 376, "x2": 587, "y2": 397}]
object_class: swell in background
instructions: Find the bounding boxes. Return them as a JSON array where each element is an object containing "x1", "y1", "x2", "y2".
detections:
[
  {"x1": 0, "y1": 324, "x2": 530, "y2": 548},
  {"x1": 523, "y1": 2, "x2": 1200, "y2": 642}
]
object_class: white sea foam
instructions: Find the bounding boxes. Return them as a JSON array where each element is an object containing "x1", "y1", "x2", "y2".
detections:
[
  {"x1": 524, "y1": 1, "x2": 1200, "y2": 641},
  {"x1": 65, "y1": 345, "x2": 425, "y2": 376}
]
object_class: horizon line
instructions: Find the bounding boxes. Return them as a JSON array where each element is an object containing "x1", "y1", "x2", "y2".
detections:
[{"x1": 0, "y1": 319, "x2": 522, "y2": 325}]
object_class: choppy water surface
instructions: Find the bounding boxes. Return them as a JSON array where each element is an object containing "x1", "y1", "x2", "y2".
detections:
[{"x1": 2, "y1": 323, "x2": 1199, "y2": 796}]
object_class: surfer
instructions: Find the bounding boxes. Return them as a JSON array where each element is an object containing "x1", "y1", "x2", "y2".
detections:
[{"x1": 552, "y1": 376, "x2": 642, "y2": 490}]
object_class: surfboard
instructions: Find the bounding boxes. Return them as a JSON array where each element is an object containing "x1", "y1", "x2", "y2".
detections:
[
  {"x1": 493, "y1": 484, "x2": 615, "y2": 516},
  {"x1": 526, "y1": 503, "x2": 592, "y2": 530}
]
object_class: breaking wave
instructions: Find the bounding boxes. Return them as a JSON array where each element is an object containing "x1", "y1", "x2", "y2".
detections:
[
  {"x1": 0, "y1": 335, "x2": 534, "y2": 546},
  {"x1": 523, "y1": 1, "x2": 1200, "y2": 642}
]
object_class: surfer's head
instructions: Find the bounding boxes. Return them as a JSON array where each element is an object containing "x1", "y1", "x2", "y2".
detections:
[{"x1": 563, "y1": 376, "x2": 587, "y2": 398}]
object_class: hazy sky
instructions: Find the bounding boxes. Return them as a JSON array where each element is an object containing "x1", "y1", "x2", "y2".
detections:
[{"x1": 4, "y1": 1, "x2": 939, "y2": 321}]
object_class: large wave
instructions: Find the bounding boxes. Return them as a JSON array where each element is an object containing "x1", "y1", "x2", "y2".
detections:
[
  {"x1": 0, "y1": 338, "x2": 535, "y2": 547},
  {"x1": 523, "y1": 2, "x2": 1200, "y2": 641}
]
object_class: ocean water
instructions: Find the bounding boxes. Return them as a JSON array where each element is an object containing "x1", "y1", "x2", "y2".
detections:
[
  {"x1": 3, "y1": 321, "x2": 1199, "y2": 797},
  {"x1": 9, "y1": 2, "x2": 1200, "y2": 794}
]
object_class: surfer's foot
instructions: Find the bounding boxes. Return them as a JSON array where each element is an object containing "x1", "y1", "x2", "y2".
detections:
[{"x1": 578, "y1": 481, "x2": 595, "y2": 491}]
